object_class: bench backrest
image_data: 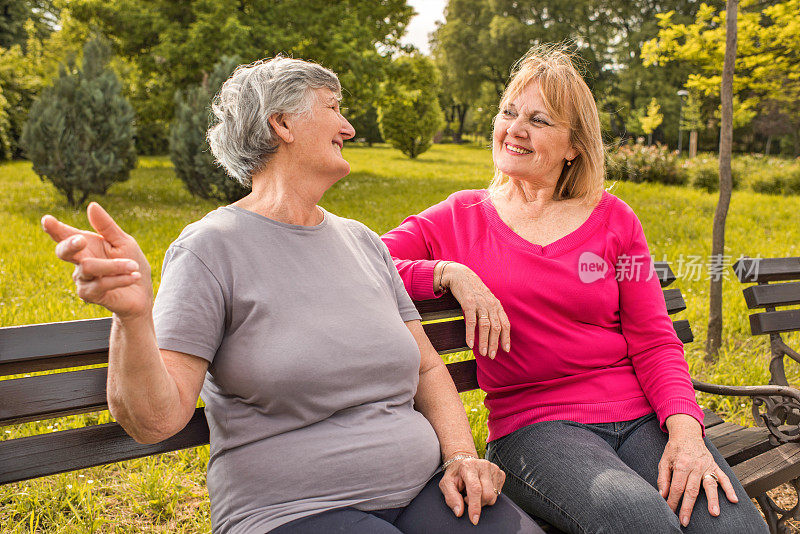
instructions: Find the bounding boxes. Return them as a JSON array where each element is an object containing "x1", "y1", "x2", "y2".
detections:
[
  {"x1": 0, "y1": 262, "x2": 689, "y2": 485},
  {"x1": 734, "y1": 256, "x2": 800, "y2": 386}
]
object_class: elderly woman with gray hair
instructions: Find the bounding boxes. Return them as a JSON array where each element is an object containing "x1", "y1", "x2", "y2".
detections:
[{"x1": 41, "y1": 57, "x2": 541, "y2": 534}]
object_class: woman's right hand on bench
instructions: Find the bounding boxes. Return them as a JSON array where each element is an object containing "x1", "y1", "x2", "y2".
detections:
[{"x1": 41, "y1": 202, "x2": 153, "y2": 320}]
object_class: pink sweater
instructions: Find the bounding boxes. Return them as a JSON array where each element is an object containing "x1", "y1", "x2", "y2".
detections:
[{"x1": 382, "y1": 189, "x2": 704, "y2": 441}]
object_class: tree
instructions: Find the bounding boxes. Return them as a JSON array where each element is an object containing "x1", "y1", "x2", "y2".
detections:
[
  {"x1": 0, "y1": 0, "x2": 59, "y2": 49},
  {"x1": 21, "y1": 37, "x2": 136, "y2": 207},
  {"x1": 348, "y1": 105, "x2": 383, "y2": 146},
  {"x1": 379, "y1": 55, "x2": 443, "y2": 159},
  {"x1": 0, "y1": 10, "x2": 87, "y2": 159},
  {"x1": 432, "y1": 0, "x2": 716, "y2": 144},
  {"x1": 643, "y1": 0, "x2": 800, "y2": 146},
  {"x1": 707, "y1": 0, "x2": 738, "y2": 360},
  {"x1": 69, "y1": 0, "x2": 413, "y2": 154},
  {"x1": 680, "y1": 92, "x2": 705, "y2": 158},
  {"x1": 169, "y1": 55, "x2": 248, "y2": 203},
  {"x1": 636, "y1": 98, "x2": 664, "y2": 145}
]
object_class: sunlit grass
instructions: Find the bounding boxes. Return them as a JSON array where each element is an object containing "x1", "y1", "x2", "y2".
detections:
[{"x1": 2, "y1": 144, "x2": 799, "y2": 530}]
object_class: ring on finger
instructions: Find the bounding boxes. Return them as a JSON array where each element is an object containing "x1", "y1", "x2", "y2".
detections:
[
  {"x1": 703, "y1": 472, "x2": 719, "y2": 483},
  {"x1": 493, "y1": 487, "x2": 501, "y2": 495}
]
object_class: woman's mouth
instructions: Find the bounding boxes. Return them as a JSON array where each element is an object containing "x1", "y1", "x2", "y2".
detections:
[{"x1": 505, "y1": 143, "x2": 532, "y2": 155}]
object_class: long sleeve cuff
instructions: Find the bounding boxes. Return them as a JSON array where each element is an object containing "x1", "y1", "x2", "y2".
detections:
[
  {"x1": 654, "y1": 398, "x2": 706, "y2": 436},
  {"x1": 409, "y1": 260, "x2": 442, "y2": 300}
]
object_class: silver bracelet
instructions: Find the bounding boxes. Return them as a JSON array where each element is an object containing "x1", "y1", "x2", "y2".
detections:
[{"x1": 442, "y1": 453, "x2": 477, "y2": 471}]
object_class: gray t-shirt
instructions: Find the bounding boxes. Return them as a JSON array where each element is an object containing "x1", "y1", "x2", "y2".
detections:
[{"x1": 152, "y1": 206, "x2": 441, "y2": 533}]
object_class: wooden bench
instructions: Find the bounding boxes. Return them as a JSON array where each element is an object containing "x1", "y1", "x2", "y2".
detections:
[
  {"x1": 1, "y1": 262, "x2": 799, "y2": 533},
  {"x1": 734, "y1": 256, "x2": 800, "y2": 532}
]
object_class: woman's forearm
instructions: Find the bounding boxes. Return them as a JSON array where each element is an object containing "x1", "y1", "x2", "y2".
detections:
[
  {"x1": 107, "y1": 313, "x2": 187, "y2": 444},
  {"x1": 415, "y1": 363, "x2": 479, "y2": 460},
  {"x1": 406, "y1": 319, "x2": 478, "y2": 460}
]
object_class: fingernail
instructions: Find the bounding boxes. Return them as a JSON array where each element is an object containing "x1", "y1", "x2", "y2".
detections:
[
  {"x1": 681, "y1": 516, "x2": 688, "y2": 527},
  {"x1": 472, "y1": 514, "x2": 479, "y2": 525},
  {"x1": 480, "y1": 347, "x2": 486, "y2": 356},
  {"x1": 126, "y1": 260, "x2": 138, "y2": 271},
  {"x1": 490, "y1": 350, "x2": 496, "y2": 359},
  {"x1": 504, "y1": 343, "x2": 510, "y2": 352},
  {"x1": 711, "y1": 505, "x2": 719, "y2": 515},
  {"x1": 131, "y1": 272, "x2": 141, "y2": 280},
  {"x1": 70, "y1": 236, "x2": 82, "y2": 246},
  {"x1": 453, "y1": 505, "x2": 461, "y2": 515},
  {"x1": 40, "y1": 215, "x2": 47, "y2": 229}
]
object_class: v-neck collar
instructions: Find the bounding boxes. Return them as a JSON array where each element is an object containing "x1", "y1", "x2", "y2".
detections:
[{"x1": 479, "y1": 190, "x2": 613, "y2": 257}]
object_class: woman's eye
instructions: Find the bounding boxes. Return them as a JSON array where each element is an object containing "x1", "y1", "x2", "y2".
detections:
[
  {"x1": 531, "y1": 117, "x2": 550, "y2": 126},
  {"x1": 501, "y1": 109, "x2": 515, "y2": 117}
]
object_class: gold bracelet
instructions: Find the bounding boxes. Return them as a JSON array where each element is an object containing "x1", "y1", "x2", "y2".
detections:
[{"x1": 435, "y1": 261, "x2": 453, "y2": 293}]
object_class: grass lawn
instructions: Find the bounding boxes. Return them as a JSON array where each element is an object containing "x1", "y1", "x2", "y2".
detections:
[{"x1": 2, "y1": 143, "x2": 799, "y2": 532}]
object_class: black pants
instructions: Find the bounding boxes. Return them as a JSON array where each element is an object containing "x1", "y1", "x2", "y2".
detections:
[{"x1": 269, "y1": 472, "x2": 543, "y2": 533}]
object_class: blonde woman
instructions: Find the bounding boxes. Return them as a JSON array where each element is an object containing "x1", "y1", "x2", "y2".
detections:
[{"x1": 383, "y1": 46, "x2": 767, "y2": 534}]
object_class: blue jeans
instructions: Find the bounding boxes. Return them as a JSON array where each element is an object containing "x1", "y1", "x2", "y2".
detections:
[
  {"x1": 486, "y1": 413, "x2": 768, "y2": 534},
  {"x1": 269, "y1": 471, "x2": 544, "y2": 533}
]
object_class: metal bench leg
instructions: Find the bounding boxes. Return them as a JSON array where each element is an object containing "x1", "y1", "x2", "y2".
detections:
[{"x1": 756, "y1": 478, "x2": 800, "y2": 534}]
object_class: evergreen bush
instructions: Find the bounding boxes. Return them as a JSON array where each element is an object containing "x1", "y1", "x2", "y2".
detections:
[
  {"x1": 21, "y1": 37, "x2": 136, "y2": 207},
  {"x1": 378, "y1": 55, "x2": 443, "y2": 159},
  {"x1": 169, "y1": 55, "x2": 248, "y2": 203}
]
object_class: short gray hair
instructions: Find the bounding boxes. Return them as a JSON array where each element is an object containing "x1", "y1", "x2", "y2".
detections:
[{"x1": 207, "y1": 56, "x2": 342, "y2": 186}]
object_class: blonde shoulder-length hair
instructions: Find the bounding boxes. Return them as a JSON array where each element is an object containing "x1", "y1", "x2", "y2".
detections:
[{"x1": 488, "y1": 44, "x2": 605, "y2": 202}]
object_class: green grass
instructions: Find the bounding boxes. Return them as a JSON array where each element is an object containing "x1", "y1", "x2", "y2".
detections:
[{"x1": 2, "y1": 143, "x2": 800, "y2": 531}]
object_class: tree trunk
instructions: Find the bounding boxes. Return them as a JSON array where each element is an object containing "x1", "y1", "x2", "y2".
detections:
[
  {"x1": 765, "y1": 135, "x2": 772, "y2": 156},
  {"x1": 454, "y1": 104, "x2": 468, "y2": 144},
  {"x1": 706, "y1": 0, "x2": 738, "y2": 361},
  {"x1": 689, "y1": 130, "x2": 698, "y2": 158}
]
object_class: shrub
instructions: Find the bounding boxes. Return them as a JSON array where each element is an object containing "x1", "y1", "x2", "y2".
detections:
[
  {"x1": 379, "y1": 55, "x2": 443, "y2": 159},
  {"x1": 684, "y1": 157, "x2": 742, "y2": 192},
  {"x1": 750, "y1": 166, "x2": 800, "y2": 195},
  {"x1": 169, "y1": 56, "x2": 248, "y2": 203},
  {"x1": 21, "y1": 38, "x2": 136, "y2": 207},
  {"x1": 605, "y1": 143, "x2": 688, "y2": 185}
]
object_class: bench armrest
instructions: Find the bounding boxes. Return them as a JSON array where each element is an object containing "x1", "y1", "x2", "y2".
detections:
[{"x1": 692, "y1": 379, "x2": 800, "y2": 445}]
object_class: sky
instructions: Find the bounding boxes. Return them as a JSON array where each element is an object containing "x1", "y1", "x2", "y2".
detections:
[{"x1": 400, "y1": 0, "x2": 447, "y2": 55}]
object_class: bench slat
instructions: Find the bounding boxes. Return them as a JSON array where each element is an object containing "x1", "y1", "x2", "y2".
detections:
[
  {"x1": 673, "y1": 320, "x2": 693, "y2": 344},
  {"x1": 0, "y1": 317, "x2": 112, "y2": 377},
  {"x1": 733, "y1": 442, "x2": 800, "y2": 497},
  {"x1": 663, "y1": 289, "x2": 686, "y2": 315},
  {"x1": 706, "y1": 421, "x2": 747, "y2": 441},
  {"x1": 449, "y1": 359, "x2": 479, "y2": 392},
  {"x1": 422, "y1": 320, "x2": 469, "y2": 354},
  {"x1": 743, "y1": 282, "x2": 800, "y2": 309},
  {"x1": 734, "y1": 257, "x2": 800, "y2": 283},
  {"x1": 702, "y1": 409, "x2": 725, "y2": 428},
  {"x1": 748, "y1": 309, "x2": 800, "y2": 335},
  {"x1": 0, "y1": 367, "x2": 108, "y2": 425},
  {"x1": 713, "y1": 427, "x2": 775, "y2": 467},
  {"x1": 654, "y1": 262, "x2": 676, "y2": 287},
  {"x1": 0, "y1": 408, "x2": 209, "y2": 485}
]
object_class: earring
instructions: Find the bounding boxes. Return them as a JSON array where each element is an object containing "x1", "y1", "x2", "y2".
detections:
[{"x1": 566, "y1": 159, "x2": 573, "y2": 167}]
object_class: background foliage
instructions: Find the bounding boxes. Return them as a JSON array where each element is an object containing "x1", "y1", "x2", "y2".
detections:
[{"x1": 21, "y1": 37, "x2": 136, "y2": 207}]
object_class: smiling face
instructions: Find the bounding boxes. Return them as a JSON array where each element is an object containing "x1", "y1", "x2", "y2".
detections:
[
  {"x1": 290, "y1": 87, "x2": 356, "y2": 182},
  {"x1": 492, "y1": 82, "x2": 577, "y2": 189}
]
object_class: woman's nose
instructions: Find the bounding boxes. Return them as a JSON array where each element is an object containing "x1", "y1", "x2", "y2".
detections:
[
  {"x1": 506, "y1": 116, "x2": 527, "y2": 138},
  {"x1": 341, "y1": 117, "x2": 356, "y2": 140}
]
